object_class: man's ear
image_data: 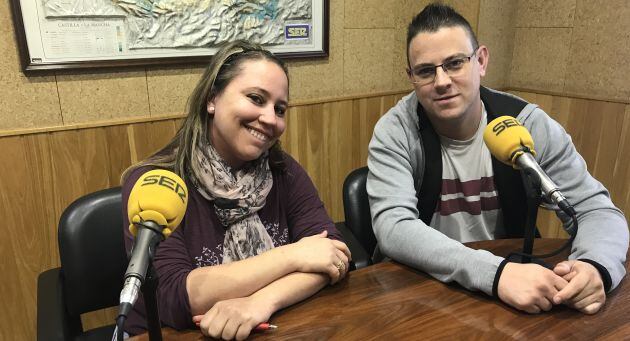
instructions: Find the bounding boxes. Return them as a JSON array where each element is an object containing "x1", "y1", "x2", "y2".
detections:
[{"x1": 476, "y1": 45, "x2": 489, "y2": 77}]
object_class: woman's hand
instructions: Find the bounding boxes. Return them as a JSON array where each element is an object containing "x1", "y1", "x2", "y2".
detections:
[
  {"x1": 193, "y1": 296, "x2": 274, "y2": 340},
  {"x1": 287, "y1": 230, "x2": 351, "y2": 284}
]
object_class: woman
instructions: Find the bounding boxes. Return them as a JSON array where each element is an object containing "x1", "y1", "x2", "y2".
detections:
[{"x1": 121, "y1": 40, "x2": 351, "y2": 340}]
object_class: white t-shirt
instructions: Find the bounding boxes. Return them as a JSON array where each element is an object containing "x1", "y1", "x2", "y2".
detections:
[{"x1": 430, "y1": 106, "x2": 505, "y2": 242}]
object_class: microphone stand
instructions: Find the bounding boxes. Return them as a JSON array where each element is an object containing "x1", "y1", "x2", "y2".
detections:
[
  {"x1": 508, "y1": 168, "x2": 578, "y2": 267},
  {"x1": 520, "y1": 169, "x2": 543, "y2": 264},
  {"x1": 143, "y1": 263, "x2": 163, "y2": 341}
]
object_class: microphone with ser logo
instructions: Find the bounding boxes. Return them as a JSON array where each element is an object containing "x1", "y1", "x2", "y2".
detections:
[
  {"x1": 116, "y1": 169, "x2": 188, "y2": 339},
  {"x1": 482, "y1": 116, "x2": 578, "y2": 262},
  {"x1": 483, "y1": 116, "x2": 576, "y2": 219}
]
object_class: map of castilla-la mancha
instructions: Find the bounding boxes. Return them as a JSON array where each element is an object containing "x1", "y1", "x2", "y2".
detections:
[{"x1": 42, "y1": 0, "x2": 313, "y2": 49}]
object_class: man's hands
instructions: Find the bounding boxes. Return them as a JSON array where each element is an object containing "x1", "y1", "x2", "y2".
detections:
[
  {"x1": 498, "y1": 262, "x2": 568, "y2": 313},
  {"x1": 193, "y1": 296, "x2": 273, "y2": 341},
  {"x1": 552, "y1": 260, "x2": 606, "y2": 314},
  {"x1": 498, "y1": 260, "x2": 606, "y2": 314}
]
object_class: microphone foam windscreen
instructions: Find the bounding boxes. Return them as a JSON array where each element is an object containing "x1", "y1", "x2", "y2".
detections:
[
  {"x1": 127, "y1": 169, "x2": 188, "y2": 238},
  {"x1": 483, "y1": 116, "x2": 536, "y2": 167}
]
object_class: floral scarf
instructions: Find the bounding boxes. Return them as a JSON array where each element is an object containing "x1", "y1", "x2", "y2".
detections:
[{"x1": 189, "y1": 136, "x2": 275, "y2": 263}]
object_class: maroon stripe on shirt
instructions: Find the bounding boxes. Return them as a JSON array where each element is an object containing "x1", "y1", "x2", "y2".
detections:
[
  {"x1": 441, "y1": 177, "x2": 496, "y2": 196},
  {"x1": 436, "y1": 196, "x2": 500, "y2": 216}
]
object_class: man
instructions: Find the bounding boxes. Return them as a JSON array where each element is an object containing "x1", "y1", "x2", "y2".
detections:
[{"x1": 367, "y1": 3, "x2": 628, "y2": 314}]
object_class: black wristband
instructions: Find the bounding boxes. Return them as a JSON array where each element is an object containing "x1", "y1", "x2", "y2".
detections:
[
  {"x1": 492, "y1": 258, "x2": 511, "y2": 298},
  {"x1": 578, "y1": 258, "x2": 612, "y2": 293}
]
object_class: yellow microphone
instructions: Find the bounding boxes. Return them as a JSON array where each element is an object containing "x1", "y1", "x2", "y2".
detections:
[
  {"x1": 483, "y1": 116, "x2": 573, "y2": 214},
  {"x1": 127, "y1": 169, "x2": 188, "y2": 238},
  {"x1": 483, "y1": 116, "x2": 536, "y2": 168},
  {"x1": 119, "y1": 169, "x2": 188, "y2": 320}
]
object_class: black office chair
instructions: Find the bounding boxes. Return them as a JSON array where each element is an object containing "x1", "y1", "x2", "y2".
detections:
[
  {"x1": 37, "y1": 187, "x2": 126, "y2": 341},
  {"x1": 336, "y1": 166, "x2": 377, "y2": 268}
]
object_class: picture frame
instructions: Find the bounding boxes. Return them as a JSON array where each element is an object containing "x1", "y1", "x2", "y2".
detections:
[{"x1": 9, "y1": 0, "x2": 329, "y2": 74}]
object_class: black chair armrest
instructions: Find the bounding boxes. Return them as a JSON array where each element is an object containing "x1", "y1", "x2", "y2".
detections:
[
  {"x1": 335, "y1": 222, "x2": 372, "y2": 270},
  {"x1": 37, "y1": 268, "x2": 81, "y2": 341}
]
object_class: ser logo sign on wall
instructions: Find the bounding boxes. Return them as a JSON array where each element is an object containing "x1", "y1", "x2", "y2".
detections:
[{"x1": 285, "y1": 24, "x2": 310, "y2": 40}]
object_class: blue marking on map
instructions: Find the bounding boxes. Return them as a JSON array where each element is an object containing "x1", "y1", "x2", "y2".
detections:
[
  {"x1": 240, "y1": 0, "x2": 279, "y2": 22},
  {"x1": 138, "y1": 0, "x2": 153, "y2": 11}
]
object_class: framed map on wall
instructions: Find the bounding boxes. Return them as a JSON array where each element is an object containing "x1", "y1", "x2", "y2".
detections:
[{"x1": 9, "y1": 0, "x2": 329, "y2": 74}]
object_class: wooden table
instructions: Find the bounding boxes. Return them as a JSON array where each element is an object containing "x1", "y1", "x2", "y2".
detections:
[{"x1": 131, "y1": 239, "x2": 630, "y2": 340}]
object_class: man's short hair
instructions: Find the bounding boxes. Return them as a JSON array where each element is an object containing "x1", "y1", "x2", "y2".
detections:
[{"x1": 406, "y1": 3, "x2": 479, "y2": 65}]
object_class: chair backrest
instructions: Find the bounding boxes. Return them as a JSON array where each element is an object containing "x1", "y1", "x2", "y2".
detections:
[
  {"x1": 58, "y1": 187, "x2": 127, "y2": 316},
  {"x1": 342, "y1": 167, "x2": 377, "y2": 257}
]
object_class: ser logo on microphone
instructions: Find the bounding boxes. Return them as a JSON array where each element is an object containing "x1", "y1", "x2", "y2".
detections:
[
  {"x1": 141, "y1": 174, "x2": 187, "y2": 203},
  {"x1": 491, "y1": 117, "x2": 522, "y2": 136}
]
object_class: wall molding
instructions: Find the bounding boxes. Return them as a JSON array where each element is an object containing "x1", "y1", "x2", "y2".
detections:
[
  {"x1": 507, "y1": 87, "x2": 630, "y2": 105},
  {"x1": 0, "y1": 113, "x2": 184, "y2": 138}
]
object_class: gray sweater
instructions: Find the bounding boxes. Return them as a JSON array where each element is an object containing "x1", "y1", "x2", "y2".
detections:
[{"x1": 367, "y1": 88, "x2": 628, "y2": 295}]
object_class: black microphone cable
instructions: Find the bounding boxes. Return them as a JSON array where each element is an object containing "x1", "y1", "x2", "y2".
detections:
[{"x1": 508, "y1": 205, "x2": 578, "y2": 268}]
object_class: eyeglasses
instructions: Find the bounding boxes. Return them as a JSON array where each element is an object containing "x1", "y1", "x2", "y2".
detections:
[{"x1": 408, "y1": 51, "x2": 477, "y2": 86}]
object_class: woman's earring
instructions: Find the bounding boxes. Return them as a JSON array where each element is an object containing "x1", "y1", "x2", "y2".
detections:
[{"x1": 208, "y1": 106, "x2": 215, "y2": 114}]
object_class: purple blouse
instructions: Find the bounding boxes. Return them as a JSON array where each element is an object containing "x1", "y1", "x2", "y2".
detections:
[{"x1": 122, "y1": 153, "x2": 342, "y2": 335}]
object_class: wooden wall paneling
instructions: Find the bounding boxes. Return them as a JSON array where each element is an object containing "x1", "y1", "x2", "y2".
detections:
[
  {"x1": 613, "y1": 106, "x2": 630, "y2": 220},
  {"x1": 127, "y1": 124, "x2": 139, "y2": 165},
  {"x1": 351, "y1": 99, "x2": 365, "y2": 168},
  {"x1": 549, "y1": 96, "x2": 572, "y2": 128},
  {"x1": 286, "y1": 105, "x2": 303, "y2": 163},
  {"x1": 13, "y1": 134, "x2": 58, "y2": 336},
  {"x1": 173, "y1": 118, "x2": 185, "y2": 134},
  {"x1": 304, "y1": 103, "x2": 325, "y2": 200},
  {"x1": 105, "y1": 125, "x2": 133, "y2": 186},
  {"x1": 565, "y1": 98, "x2": 594, "y2": 170},
  {"x1": 380, "y1": 94, "x2": 397, "y2": 118},
  {"x1": 329, "y1": 100, "x2": 356, "y2": 221},
  {"x1": 508, "y1": 90, "x2": 539, "y2": 107},
  {"x1": 359, "y1": 97, "x2": 373, "y2": 166},
  {"x1": 282, "y1": 104, "x2": 328, "y2": 214},
  {"x1": 49, "y1": 128, "x2": 112, "y2": 220},
  {"x1": 589, "y1": 102, "x2": 626, "y2": 193},
  {"x1": 49, "y1": 128, "x2": 117, "y2": 331},
  {"x1": 393, "y1": 92, "x2": 407, "y2": 104},
  {"x1": 572, "y1": 100, "x2": 628, "y2": 225},
  {"x1": 319, "y1": 101, "x2": 340, "y2": 221},
  {"x1": 280, "y1": 106, "x2": 297, "y2": 159},
  {"x1": 576, "y1": 99, "x2": 606, "y2": 179},
  {"x1": 292, "y1": 105, "x2": 312, "y2": 174},
  {"x1": 0, "y1": 225, "x2": 24, "y2": 341},
  {"x1": 353, "y1": 96, "x2": 381, "y2": 168},
  {"x1": 128, "y1": 119, "x2": 179, "y2": 162},
  {"x1": 15, "y1": 134, "x2": 58, "y2": 266},
  {"x1": 0, "y1": 134, "x2": 56, "y2": 340},
  {"x1": 530, "y1": 93, "x2": 554, "y2": 114}
]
